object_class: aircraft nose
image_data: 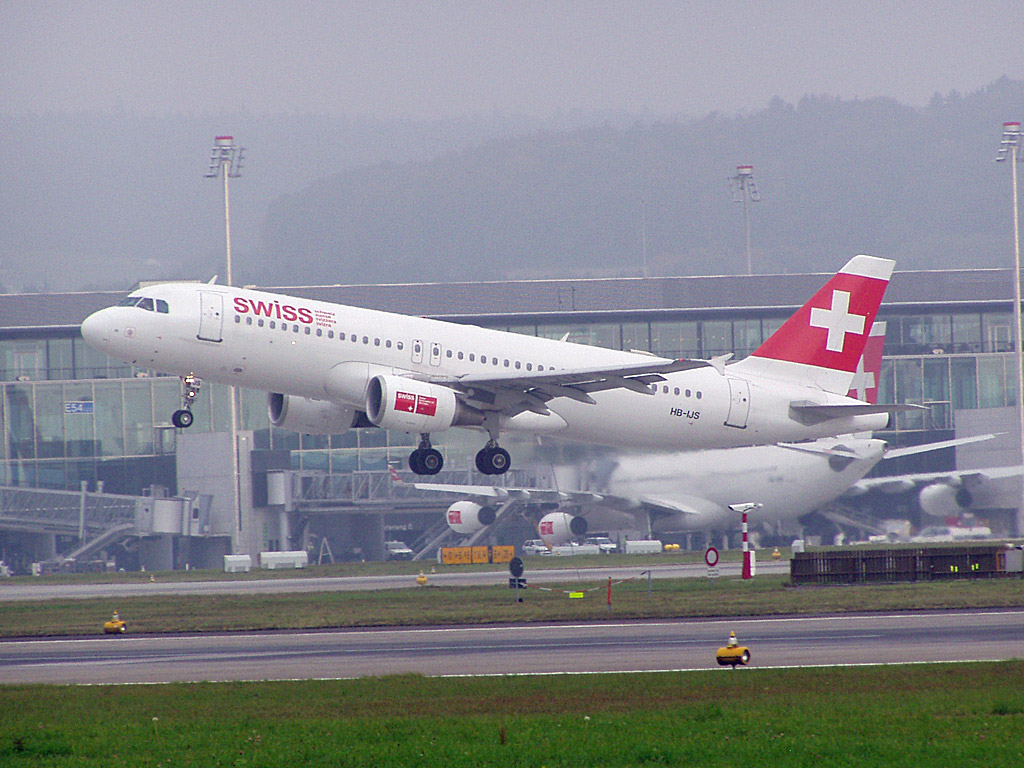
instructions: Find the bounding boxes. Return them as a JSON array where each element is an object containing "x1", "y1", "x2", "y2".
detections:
[{"x1": 80, "y1": 308, "x2": 114, "y2": 351}]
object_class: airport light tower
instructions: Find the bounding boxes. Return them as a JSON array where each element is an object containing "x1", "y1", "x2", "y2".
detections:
[
  {"x1": 729, "y1": 164, "x2": 761, "y2": 275},
  {"x1": 204, "y1": 135, "x2": 245, "y2": 286},
  {"x1": 997, "y1": 122, "x2": 1024, "y2": 523},
  {"x1": 205, "y1": 135, "x2": 245, "y2": 539}
]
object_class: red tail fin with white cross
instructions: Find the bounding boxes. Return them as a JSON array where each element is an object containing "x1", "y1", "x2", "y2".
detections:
[
  {"x1": 730, "y1": 255, "x2": 894, "y2": 394},
  {"x1": 847, "y1": 321, "x2": 886, "y2": 404}
]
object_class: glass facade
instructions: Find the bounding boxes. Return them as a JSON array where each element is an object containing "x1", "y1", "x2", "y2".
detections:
[{"x1": 2, "y1": 307, "x2": 1021, "y2": 491}]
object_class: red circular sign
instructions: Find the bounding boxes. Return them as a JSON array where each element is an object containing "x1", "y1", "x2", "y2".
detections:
[{"x1": 704, "y1": 547, "x2": 719, "y2": 567}]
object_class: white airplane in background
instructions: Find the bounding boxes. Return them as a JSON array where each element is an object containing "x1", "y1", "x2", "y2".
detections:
[
  {"x1": 82, "y1": 255, "x2": 897, "y2": 477},
  {"x1": 406, "y1": 323, "x2": 999, "y2": 546}
]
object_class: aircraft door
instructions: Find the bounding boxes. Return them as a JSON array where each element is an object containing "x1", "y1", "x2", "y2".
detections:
[
  {"x1": 197, "y1": 292, "x2": 224, "y2": 342},
  {"x1": 411, "y1": 339, "x2": 424, "y2": 364},
  {"x1": 725, "y1": 378, "x2": 750, "y2": 428},
  {"x1": 429, "y1": 342, "x2": 442, "y2": 367}
]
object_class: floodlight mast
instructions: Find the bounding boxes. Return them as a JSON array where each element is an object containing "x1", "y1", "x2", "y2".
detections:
[
  {"x1": 729, "y1": 164, "x2": 760, "y2": 275},
  {"x1": 204, "y1": 135, "x2": 246, "y2": 539},
  {"x1": 997, "y1": 121, "x2": 1024, "y2": 521},
  {"x1": 204, "y1": 135, "x2": 245, "y2": 286}
]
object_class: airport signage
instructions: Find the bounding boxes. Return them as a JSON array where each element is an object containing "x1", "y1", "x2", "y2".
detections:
[{"x1": 64, "y1": 401, "x2": 94, "y2": 415}]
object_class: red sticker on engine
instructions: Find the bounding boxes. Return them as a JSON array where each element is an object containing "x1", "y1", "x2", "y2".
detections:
[
  {"x1": 415, "y1": 395, "x2": 437, "y2": 416},
  {"x1": 395, "y1": 391, "x2": 416, "y2": 413}
]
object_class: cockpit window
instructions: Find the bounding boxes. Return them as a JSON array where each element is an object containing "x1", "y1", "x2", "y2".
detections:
[{"x1": 117, "y1": 295, "x2": 167, "y2": 312}]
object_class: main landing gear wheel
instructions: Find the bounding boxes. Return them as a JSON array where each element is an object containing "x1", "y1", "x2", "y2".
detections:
[
  {"x1": 475, "y1": 445, "x2": 511, "y2": 475},
  {"x1": 409, "y1": 435, "x2": 443, "y2": 476},
  {"x1": 409, "y1": 448, "x2": 443, "y2": 476}
]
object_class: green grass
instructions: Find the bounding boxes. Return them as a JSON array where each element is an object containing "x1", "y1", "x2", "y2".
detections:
[
  {"x1": 1, "y1": 662, "x2": 1023, "y2": 766},
  {"x1": 3, "y1": 573, "x2": 1024, "y2": 638}
]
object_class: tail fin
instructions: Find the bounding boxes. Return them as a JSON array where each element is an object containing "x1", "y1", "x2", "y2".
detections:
[
  {"x1": 847, "y1": 321, "x2": 886, "y2": 404},
  {"x1": 732, "y1": 255, "x2": 894, "y2": 394}
]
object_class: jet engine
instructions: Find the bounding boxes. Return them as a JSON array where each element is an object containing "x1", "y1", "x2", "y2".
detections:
[
  {"x1": 445, "y1": 501, "x2": 497, "y2": 534},
  {"x1": 268, "y1": 393, "x2": 361, "y2": 435},
  {"x1": 365, "y1": 374, "x2": 485, "y2": 433},
  {"x1": 537, "y1": 511, "x2": 588, "y2": 547},
  {"x1": 918, "y1": 483, "x2": 973, "y2": 520}
]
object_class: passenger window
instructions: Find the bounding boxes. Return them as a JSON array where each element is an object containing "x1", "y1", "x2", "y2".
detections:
[
  {"x1": 293, "y1": 325, "x2": 299, "y2": 333},
  {"x1": 515, "y1": 361, "x2": 521, "y2": 369},
  {"x1": 397, "y1": 341, "x2": 404, "y2": 350},
  {"x1": 305, "y1": 327, "x2": 311, "y2": 335},
  {"x1": 246, "y1": 316, "x2": 253, "y2": 326},
  {"x1": 327, "y1": 330, "x2": 333, "y2": 338},
  {"x1": 457, "y1": 351, "x2": 464, "y2": 360},
  {"x1": 316, "y1": 328, "x2": 322, "y2": 337},
  {"x1": 385, "y1": 340, "x2": 392, "y2": 348},
  {"x1": 696, "y1": 391, "x2": 702, "y2": 399},
  {"x1": 673, "y1": 387, "x2": 680, "y2": 396},
  {"x1": 363, "y1": 336, "x2": 369, "y2": 344},
  {"x1": 351, "y1": 334, "x2": 357, "y2": 342},
  {"x1": 446, "y1": 350, "x2": 453, "y2": 358},
  {"x1": 526, "y1": 363, "x2": 532, "y2": 371},
  {"x1": 504, "y1": 359, "x2": 510, "y2": 367},
  {"x1": 270, "y1": 321, "x2": 276, "y2": 329},
  {"x1": 258, "y1": 319, "x2": 265, "y2": 328},
  {"x1": 234, "y1": 315, "x2": 241, "y2": 323},
  {"x1": 374, "y1": 338, "x2": 380, "y2": 346},
  {"x1": 469, "y1": 353, "x2": 475, "y2": 361}
]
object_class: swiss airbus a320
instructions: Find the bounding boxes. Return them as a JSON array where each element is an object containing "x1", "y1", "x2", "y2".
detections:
[{"x1": 81, "y1": 255, "x2": 896, "y2": 475}]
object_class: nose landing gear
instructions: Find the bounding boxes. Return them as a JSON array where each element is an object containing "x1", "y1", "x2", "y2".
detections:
[{"x1": 171, "y1": 374, "x2": 201, "y2": 428}]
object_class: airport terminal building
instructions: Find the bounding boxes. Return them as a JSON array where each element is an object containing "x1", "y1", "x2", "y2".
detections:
[{"x1": 1, "y1": 266, "x2": 1022, "y2": 570}]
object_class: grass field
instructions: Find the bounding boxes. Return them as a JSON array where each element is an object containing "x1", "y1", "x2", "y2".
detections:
[
  {"x1": 2, "y1": 662, "x2": 1022, "y2": 767},
  {"x1": 3, "y1": 571, "x2": 1024, "y2": 638}
]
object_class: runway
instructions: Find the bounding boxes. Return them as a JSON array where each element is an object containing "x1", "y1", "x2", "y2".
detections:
[
  {"x1": 0, "y1": 560, "x2": 789, "y2": 602},
  {"x1": 1, "y1": 608, "x2": 1020, "y2": 685}
]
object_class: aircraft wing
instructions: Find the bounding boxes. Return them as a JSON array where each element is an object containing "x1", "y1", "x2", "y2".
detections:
[
  {"x1": 400, "y1": 478, "x2": 704, "y2": 522},
  {"x1": 425, "y1": 357, "x2": 711, "y2": 414},
  {"x1": 850, "y1": 465, "x2": 1024, "y2": 494},
  {"x1": 403, "y1": 480, "x2": 604, "y2": 505}
]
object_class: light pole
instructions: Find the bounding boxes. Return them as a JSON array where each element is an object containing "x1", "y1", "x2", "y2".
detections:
[
  {"x1": 204, "y1": 136, "x2": 245, "y2": 286},
  {"x1": 997, "y1": 122, "x2": 1024, "y2": 530},
  {"x1": 729, "y1": 164, "x2": 760, "y2": 275},
  {"x1": 205, "y1": 136, "x2": 246, "y2": 537}
]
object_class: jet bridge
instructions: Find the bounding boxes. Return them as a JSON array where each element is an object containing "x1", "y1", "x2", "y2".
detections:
[{"x1": 0, "y1": 482, "x2": 211, "y2": 570}]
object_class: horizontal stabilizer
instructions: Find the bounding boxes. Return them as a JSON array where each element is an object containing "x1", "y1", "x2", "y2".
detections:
[
  {"x1": 789, "y1": 401, "x2": 922, "y2": 426},
  {"x1": 883, "y1": 433, "x2": 997, "y2": 459}
]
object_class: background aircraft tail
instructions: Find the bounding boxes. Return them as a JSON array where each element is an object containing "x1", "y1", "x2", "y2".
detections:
[
  {"x1": 847, "y1": 321, "x2": 886, "y2": 405},
  {"x1": 731, "y1": 254, "x2": 894, "y2": 394}
]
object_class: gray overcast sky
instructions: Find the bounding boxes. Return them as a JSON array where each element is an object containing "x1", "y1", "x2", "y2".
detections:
[{"x1": 4, "y1": 1, "x2": 1024, "y2": 119}]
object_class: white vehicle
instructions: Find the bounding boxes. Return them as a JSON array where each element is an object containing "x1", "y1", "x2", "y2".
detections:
[
  {"x1": 521, "y1": 540, "x2": 549, "y2": 556},
  {"x1": 585, "y1": 536, "x2": 617, "y2": 554},
  {"x1": 385, "y1": 540, "x2": 414, "y2": 560},
  {"x1": 81, "y1": 255, "x2": 896, "y2": 476}
]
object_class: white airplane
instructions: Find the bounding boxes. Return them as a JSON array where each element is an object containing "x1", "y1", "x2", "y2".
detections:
[
  {"x1": 407, "y1": 323, "x2": 999, "y2": 546},
  {"x1": 81, "y1": 255, "x2": 897, "y2": 476}
]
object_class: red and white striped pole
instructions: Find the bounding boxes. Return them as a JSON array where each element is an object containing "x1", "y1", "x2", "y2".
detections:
[{"x1": 730, "y1": 503, "x2": 762, "y2": 580}]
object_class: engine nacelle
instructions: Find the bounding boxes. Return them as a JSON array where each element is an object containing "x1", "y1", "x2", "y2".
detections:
[
  {"x1": 537, "y1": 512, "x2": 588, "y2": 547},
  {"x1": 268, "y1": 393, "x2": 360, "y2": 435},
  {"x1": 919, "y1": 483, "x2": 973, "y2": 519},
  {"x1": 366, "y1": 374, "x2": 484, "y2": 433},
  {"x1": 445, "y1": 501, "x2": 498, "y2": 534}
]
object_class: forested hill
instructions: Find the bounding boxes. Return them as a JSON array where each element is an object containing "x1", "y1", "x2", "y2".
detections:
[{"x1": 260, "y1": 77, "x2": 1024, "y2": 286}]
